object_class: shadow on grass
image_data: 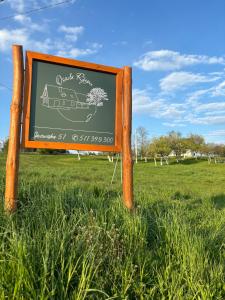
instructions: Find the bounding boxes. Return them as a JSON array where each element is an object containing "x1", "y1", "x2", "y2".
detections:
[
  {"x1": 211, "y1": 194, "x2": 225, "y2": 210},
  {"x1": 170, "y1": 158, "x2": 206, "y2": 165},
  {"x1": 141, "y1": 201, "x2": 174, "y2": 249},
  {"x1": 172, "y1": 191, "x2": 192, "y2": 201}
]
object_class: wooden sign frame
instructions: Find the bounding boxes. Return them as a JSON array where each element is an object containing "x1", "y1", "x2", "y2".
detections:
[
  {"x1": 5, "y1": 45, "x2": 133, "y2": 213},
  {"x1": 22, "y1": 51, "x2": 123, "y2": 152}
]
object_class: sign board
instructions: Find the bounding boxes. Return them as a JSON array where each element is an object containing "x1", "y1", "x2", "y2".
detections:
[
  {"x1": 22, "y1": 51, "x2": 123, "y2": 152},
  {"x1": 5, "y1": 45, "x2": 133, "y2": 213}
]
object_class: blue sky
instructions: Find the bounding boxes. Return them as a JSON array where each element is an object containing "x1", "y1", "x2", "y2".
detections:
[{"x1": 1, "y1": 0, "x2": 225, "y2": 143}]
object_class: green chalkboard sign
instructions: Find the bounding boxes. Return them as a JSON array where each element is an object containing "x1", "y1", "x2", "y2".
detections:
[{"x1": 22, "y1": 52, "x2": 123, "y2": 152}]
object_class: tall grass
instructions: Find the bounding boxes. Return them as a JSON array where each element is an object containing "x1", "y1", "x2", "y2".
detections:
[{"x1": 0, "y1": 153, "x2": 225, "y2": 299}]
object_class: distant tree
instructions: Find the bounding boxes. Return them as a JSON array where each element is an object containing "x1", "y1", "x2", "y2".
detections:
[
  {"x1": 186, "y1": 134, "x2": 205, "y2": 158},
  {"x1": 21, "y1": 147, "x2": 36, "y2": 153},
  {"x1": 37, "y1": 148, "x2": 67, "y2": 155},
  {"x1": 131, "y1": 132, "x2": 137, "y2": 163},
  {"x1": 213, "y1": 144, "x2": 225, "y2": 163},
  {"x1": 3, "y1": 138, "x2": 36, "y2": 153},
  {"x1": 148, "y1": 138, "x2": 159, "y2": 166},
  {"x1": 136, "y1": 126, "x2": 149, "y2": 162},
  {"x1": 201, "y1": 143, "x2": 214, "y2": 164},
  {"x1": 149, "y1": 136, "x2": 171, "y2": 166},
  {"x1": 156, "y1": 136, "x2": 171, "y2": 165},
  {"x1": 3, "y1": 138, "x2": 9, "y2": 153},
  {"x1": 167, "y1": 131, "x2": 186, "y2": 162}
]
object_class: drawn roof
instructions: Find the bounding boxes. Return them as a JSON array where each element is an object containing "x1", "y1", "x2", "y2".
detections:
[{"x1": 41, "y1": 84, "x2": 81, "y2": 101}]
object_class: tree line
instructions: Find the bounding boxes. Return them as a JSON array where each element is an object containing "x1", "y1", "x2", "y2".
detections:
[
  {"x1": 2, "y1": 128, "x2": 225, "y2": 165},
  {"x1": 134, "y1": 127, "x2": 225, "y2": 165},
  {"x1": 2, "y1": 139, "x2": 67, "y2": 155}
]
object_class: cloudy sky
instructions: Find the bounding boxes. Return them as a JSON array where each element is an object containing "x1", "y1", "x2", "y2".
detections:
[{"x1": 1, "y1": 0, "x2": 225, "y2": 143}]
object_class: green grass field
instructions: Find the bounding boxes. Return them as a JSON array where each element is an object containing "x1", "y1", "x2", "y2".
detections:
[{"x1": 0, "y1": 153, "x2": 225, "y2": 299}]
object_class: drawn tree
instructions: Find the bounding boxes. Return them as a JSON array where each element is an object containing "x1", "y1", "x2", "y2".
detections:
[{"x1": 86, "y1": 88, "x2": 109, "y2": 106}]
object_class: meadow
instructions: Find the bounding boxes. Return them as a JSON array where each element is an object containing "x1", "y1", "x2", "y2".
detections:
[{"x1": 0, "y1": 153, "x2": 225, "y2": 299}]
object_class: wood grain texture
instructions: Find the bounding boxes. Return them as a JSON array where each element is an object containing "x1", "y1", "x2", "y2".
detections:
[
  {"x1": 122, "y1": 66, "x2": 134, "y2": 210},
  {"x1": 5, "y1": 45, "x2": 24, "y2": 213}
]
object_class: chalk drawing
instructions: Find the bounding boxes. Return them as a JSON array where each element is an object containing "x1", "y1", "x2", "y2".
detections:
[{"x1": 41, "y1": 84, "x2": 109, "y2": 123}]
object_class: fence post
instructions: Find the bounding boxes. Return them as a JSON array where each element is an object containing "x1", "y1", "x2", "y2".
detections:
[
  {"x1": 122, "y1": 66, "x2": 134, "y2": 210},
  {"x1": 5, "y1": 45, "x2": 24, "y2": 213}
]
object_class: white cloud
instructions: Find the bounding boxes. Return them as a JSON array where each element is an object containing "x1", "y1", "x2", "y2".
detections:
[
  {"x1": 57, "y1": 43, "x2": 102, "y2": 58},
  {"x1": 58, "y1": 25, "x2": 84, "y2": 42},
  {"x1": 143, "y1": 40, "x2": 153, "y2": 47},
  {"x1": 30, "y1": 38, "x2": 54, "y2": 53},
  {"x1": 13, "y1": 14, "x2": 47, "y2": 32},
  {"x1": 112, "y1": 41, "x2": 128, "y2": 46},
  {"x1": 133, "y1": 85, "x2": 225, "y2": 128},
  {"x1": 88, "y1": 42, "x2": 102, "y2": 49},
  {"x1": 8, "y1": 0, "x2": 76, "y2": 13},
  {"x1": 0, "y1": 24, "x2": 102, "y2": 59},
  {"x1": 0, "y1": 28, "x2": 28, "y2": 51},
  {"x1": 209, "y1": 71, "x2": 225, "y2": 76},
  {"x1": 132, "y1": 69, "x2": 225, "y2": 130},
  {"x1": 134, "y1": 50, "x2": 225, "y2": 71},
  {"x1": 160, "y1": 71, "x2": 219, "y2": 92},
  {"x1": 211, "y1": 80, "x2": 225, "y2": 97},
  {"x1": 160, "y1": 106, "x2": 184, "y2": 118},
  {"x1": 133, "y1": 88, "x2": 165, "y2": 115},
  {"x1": 195, "y1": 102, "x2": 225, "y2": 112},
  {"x1": 162, "y1": 122, "x2": 185, "y2": 128},
  {"x1": 186, "y1": 89, "x2": 212, "y2": 105},
  {"x1": 132, "y1": 62, "x2": 225, "y2": 131},
  {"x1": 0, "y1": 28, "x2": 54, "y2": 53},
  {"x1": 186, "y1": 78, "x2": 225, "y2": 106},
  {"x1": 133, "y1": 88, "x2": 185, "y2": 119},
  {"x1": 8, "y1": 0, "x2": 26, "y2": 13},
  {"x1": 57, "y1": 48, "x2": 96, "y2": 58},
  {"x1": 14, "y1": 14, "x2": 31, "y2": 23},
  {"x1": 207, "y1": 130, "x2": 225, "y2": 137},
  {"x1": 188, "y1": 115, "x2": 225, "y2": 125},
  {"x1": 204, "y1": 110, "x2": 225, "y2": 116}
]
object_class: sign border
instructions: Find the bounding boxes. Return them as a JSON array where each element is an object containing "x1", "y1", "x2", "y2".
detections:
[{"x1": 22, "y1": 51, "x2": 123, "y2": 152}]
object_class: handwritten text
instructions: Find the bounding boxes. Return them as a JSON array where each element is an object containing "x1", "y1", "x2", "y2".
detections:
[{"x1": 56, "y1": 72, "x2": 93, "y2": 87}]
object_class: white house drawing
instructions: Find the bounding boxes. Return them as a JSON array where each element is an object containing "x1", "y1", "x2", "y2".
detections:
[
  {"x1": 41, "y1": 84, "x2": 90, "y2": 110},
  {"x1": 40, "y1": 84, "x2": 109, "y2": 123},
  {"x1": 41, "y1": 84, "x2": 109, "y2": 110}
]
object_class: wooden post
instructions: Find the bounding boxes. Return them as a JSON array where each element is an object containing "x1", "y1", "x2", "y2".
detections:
[
  {"x1": 5, "y1": 45, "x2": 24, "y2": 213},
  {"x1": 122, "y1": 66, "x2": 134, "y2": 210}
]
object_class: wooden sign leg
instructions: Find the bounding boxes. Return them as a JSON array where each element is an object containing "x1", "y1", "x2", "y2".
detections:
[
  {"x1": 122, "y1": 66, "x2": 134, "y2": 210},
  {"x1": 5, "y1": 45, "x2": 24, "y2": 213}
]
